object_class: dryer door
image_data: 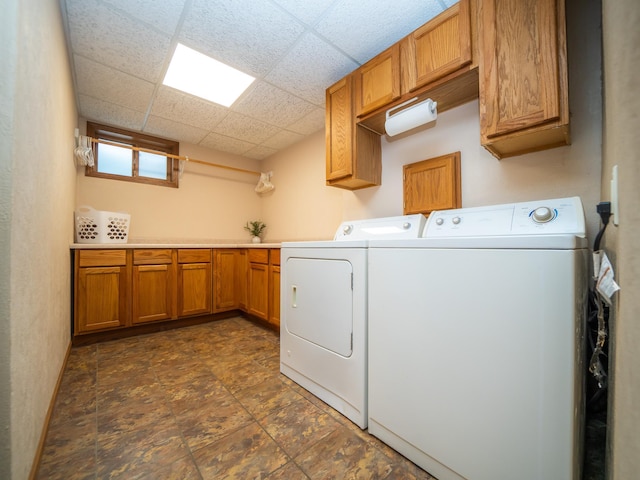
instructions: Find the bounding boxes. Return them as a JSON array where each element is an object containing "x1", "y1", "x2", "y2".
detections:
[{"x1": 284, "y1": 257, "x2": 353, "y2": 357}]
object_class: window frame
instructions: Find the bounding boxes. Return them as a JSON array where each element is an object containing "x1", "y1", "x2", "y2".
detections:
[{"x1": 86, "y1": 122, "x2": 180, "y2": 188}]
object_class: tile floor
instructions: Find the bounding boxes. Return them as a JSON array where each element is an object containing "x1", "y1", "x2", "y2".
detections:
[{"x1": 36, "y1": 317, "x2": 433, "y2": 479}]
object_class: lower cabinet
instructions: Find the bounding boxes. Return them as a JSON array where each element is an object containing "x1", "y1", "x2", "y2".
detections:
[
  {"x1": 268, "y1": 249, "x2": 280, "y2": 328},
  {"x1": 213, "y1": 249, "x2": 241, "y2": 312},
  {"x1": 75, "y1": 249, "x2": 131, "y2": 334},
  {"x1": 74, "y1": 247, "x2": 280, "y2": 338},
  {"x1": 132, "y1": 249, "x2": 174, "y2": 324},
  {"x1": 247, "y1": 249, "x2": 270, "y2": 320},
  {"x1": 177, "y1": 249, "x2": 212, "y2": 317}
]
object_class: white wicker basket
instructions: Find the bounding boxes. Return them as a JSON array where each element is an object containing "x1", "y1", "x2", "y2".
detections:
[{"x1": 75, "y1": 206, "x2": 130, "y2": 244}]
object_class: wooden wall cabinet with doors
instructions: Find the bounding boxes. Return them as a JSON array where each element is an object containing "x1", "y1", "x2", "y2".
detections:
[
  {"x1": 478, "y1": 0, "x2": 569, "y2": 158},
  {"x1": 325, "y1": 75, "x2": 382, "y2": 190},
  {"x1": 132, "y1": 249, "x2": 175, "y2": 325},
  {"x1": 326, "y1": 0, "x2": 477, "y2": 188},
  {"x1": 74, "y1": 249, "x2": 131, "y2": 334},
  {"x1": 358, "y1": 0, "x2": 478, "y2": 134},
  {"x1": 177, "y1": 249, "x2": 212, "y2": 317},
  {"x1": 213, "y1": 248, "x2": 243, "y2": 312}
]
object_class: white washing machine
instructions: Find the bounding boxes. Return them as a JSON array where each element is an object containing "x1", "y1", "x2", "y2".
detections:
[
  {"x1": 280, "y1": 214, "x2": 426, "y2": 428},
  {"x1": 367, "y1": 197, "x2": 589, "y2": 480}
]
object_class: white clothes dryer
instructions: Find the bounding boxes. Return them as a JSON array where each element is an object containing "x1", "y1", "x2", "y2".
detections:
[
  {"x1": 367, "y1": 197, "x2": 589, "y2": 480},
  {"x1": 280, "y1": 214, "x2": 426, "y2": 428}
]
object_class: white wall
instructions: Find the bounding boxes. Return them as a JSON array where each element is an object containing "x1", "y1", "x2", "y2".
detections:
[
  {"x1": 264, "y1": 0, "x2": 602, "y2": 243},
  {"x1": 1, "y1": 0, "x2": 78, "y2": 478}
]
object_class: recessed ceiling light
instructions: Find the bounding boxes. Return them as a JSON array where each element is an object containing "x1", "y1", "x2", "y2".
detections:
[{"x1": 163, "y1": 43, "x2": 255, "y2": 107}]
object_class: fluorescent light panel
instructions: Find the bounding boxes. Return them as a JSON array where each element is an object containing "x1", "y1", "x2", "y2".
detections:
[{"x1": 163, "y1": 43, "x2": 255, "y2": 107}]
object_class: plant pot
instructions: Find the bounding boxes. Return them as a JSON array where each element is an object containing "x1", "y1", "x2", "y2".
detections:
[{"x1": 252, "y1": 236, "x2": 261, "y2": 244}]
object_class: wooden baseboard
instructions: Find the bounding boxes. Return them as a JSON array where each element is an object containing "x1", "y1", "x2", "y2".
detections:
[{"x1": 28, "y1": 341, "x2": 72, "y2": 480}]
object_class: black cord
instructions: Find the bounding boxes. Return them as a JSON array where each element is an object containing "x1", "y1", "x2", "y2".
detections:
[{"x1": 593, "y1": 202, "x2": 611, "y2": 251}]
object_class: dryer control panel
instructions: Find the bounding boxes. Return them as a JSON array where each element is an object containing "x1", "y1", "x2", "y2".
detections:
[{"x1": 424, "y1": 197, "x2": 586, "y2": 238}]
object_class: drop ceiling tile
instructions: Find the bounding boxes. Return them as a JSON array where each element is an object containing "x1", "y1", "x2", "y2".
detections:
[
  {"x1": 233, "y1": 81, "x2": 317, "y2": 127},
  {"x1": 316, "y1": 0, "x2": 445, "y2": 63},
  {"x1": 265, "y1": 32, "x2": 359, "y2": 106},
  {"x1": 144, "y1": 116, "x2": 209, "y2": 144},
  {"x1": 270, "y1": 0, "x2": 336, "y2": 25},
  {"x1": 151, "y1": 87, "x2": 229, "y2": 130},
  {"x1": 199, "y1": 132, "x2": 256, "y2": 156},
  {"x1": 285, "y1": 107, "x2": 326, "y2": 135},
  {"x1": 74, "y1": 55, "x2": 154, "y2": 112},
  {"x1": 101, "y1": 0, "x2": 187, "y2": 34},
  {"x1": 78, "y1": 95, "x2": 146, "y2": 131},
  {"x1": 243, "y1": 145, "x2": 279, "y2": 161},
  {"x1": 180, "y1": 0, "x2": 305, "y2": 78},
  {"x1": 211, "y1": 112, "x2": 281, "y2": 145},
  {"x1": 65, "y1": 0, "x2": 171, "y2": 82},
  {"x1": 262, "y1": 130, "x2": 306, "y2": 150}
]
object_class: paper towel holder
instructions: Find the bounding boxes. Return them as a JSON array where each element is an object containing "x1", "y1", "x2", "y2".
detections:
[{"x1": 385, "y1": 97, "x2": 437, "y2": 137}]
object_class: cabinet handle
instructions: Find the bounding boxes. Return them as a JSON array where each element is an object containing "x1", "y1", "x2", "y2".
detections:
[{"x1": 292, "y1": 285, "x2": 297, "y2": 308}]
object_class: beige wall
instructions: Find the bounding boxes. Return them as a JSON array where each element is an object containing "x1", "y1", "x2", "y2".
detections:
[
  {"x1": 602, "y1": 0, "x2": 640, "y2": 477},
  {"x1": 1, "y1": 0, "x2": 78, "y2": 478},
  {"x1": 76, "y1": 141, "x2": 264, "y2": 242}
]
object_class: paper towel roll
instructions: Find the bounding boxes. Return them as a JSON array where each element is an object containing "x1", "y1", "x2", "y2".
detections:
[{"x1": 385, "y1": 98, "x2": 437, "y2": 136}]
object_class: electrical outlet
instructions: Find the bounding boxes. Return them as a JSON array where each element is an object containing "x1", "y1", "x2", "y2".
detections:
[{"x1": 611, "y1": 165, "x2": 619, "y2": 226}]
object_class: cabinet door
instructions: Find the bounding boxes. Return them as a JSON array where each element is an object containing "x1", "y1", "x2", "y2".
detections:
[
  {"x1": 237, "y1": 249, "x2": 248, "y2": 310},
  {"x1": 354, "y1": 44, "x2": 400, "y2": 116},
  {"x1": 248, "y1": 262, "x2": 269, "y2": 320},
  {"x1": 403, "y1": 152, "x2": 461, "y2": 215},
  {"x1": 132, "y1": 264, "x2": 174, "y2": 324},
  {"x1": 178, "y1": 262, "x2": 212, "y2": 317},
  {"x1": 402, "y1": 0, "x2": 472, "y2": 93},
  {"x1": 479, "y1": 0, "x2": 569, "y2": 157},
  {"x1": 269, "y1": 264, "x2": 280, "y2": 328},
  {"x1": 76, "y1": 265, "x2": 129, "y2": 333},
  {"x1": 214, "y1": 249, "x2": 238, "y2": 312},
  {"x1": 326, "y1": 76, "x2": 382, "y2": 190},
  {"x1": 326, "y1": 76, "x2": 354, "y2": 182}
]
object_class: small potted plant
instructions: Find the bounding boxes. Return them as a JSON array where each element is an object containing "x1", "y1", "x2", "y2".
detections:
[{"x1": 244, "y1": 220, "x2": 267, "y2": 243}]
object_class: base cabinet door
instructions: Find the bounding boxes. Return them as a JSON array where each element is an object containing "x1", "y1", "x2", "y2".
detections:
[
  {"x1": 269, "y1": 265, "x2": 280, "y2": 328},
  {"x1": 177, "y1": 249, "x2": 212, "y2": 317},
  {"x1": 247, "y1": 249, "x2": 269, "y2": 320},
  {"x1": 75, "y1": 249, "x2": 130, "y2": 334},
  {"x1": 214, "y1": 249, "x2": 239, "y2": 312},
  {"x1": 132, "y1": 249, "x2": 174, "y2": 324}
]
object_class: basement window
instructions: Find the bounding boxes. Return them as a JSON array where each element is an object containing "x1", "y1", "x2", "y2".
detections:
[{"x1": 86, "y1": 122, "x2": 180, "y2": 188}]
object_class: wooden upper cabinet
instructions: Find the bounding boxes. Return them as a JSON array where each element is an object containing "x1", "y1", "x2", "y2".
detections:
[
  {"x1": 326, "y1": 75, "x2": 382, "y2": 190},
  {"x1": 478, "y1": 0, "x2": 569, "y2": 158},
  {"x1": 401, "y1": 0, "x2": 472, "y2": 93},
  {"x1": 354, "y1": 44, "x2": 401, "y2": 117}
]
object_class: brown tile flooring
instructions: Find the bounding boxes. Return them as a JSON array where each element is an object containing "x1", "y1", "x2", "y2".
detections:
[{"x1": 36, "y1": 317, "x2": 433, "y2": 480}]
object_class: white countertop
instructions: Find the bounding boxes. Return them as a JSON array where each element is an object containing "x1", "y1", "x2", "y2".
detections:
[{"x1": 70, "y1": 242, "x2": 282, "y2": 249}]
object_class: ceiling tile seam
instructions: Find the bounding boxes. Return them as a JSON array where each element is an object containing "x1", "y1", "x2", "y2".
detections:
[
  {"x1": 140, "y1": 0, "x2": 196, "y2": 133},
  {"x1": 71, "y1": 53, "x2": 157, "y2": 88},
  {"x1": 97, "y1": 0, "x2": 181, "y2": 38}
]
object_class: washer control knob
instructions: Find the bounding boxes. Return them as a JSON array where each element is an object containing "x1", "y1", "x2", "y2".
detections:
[
  {"x1": 403, "y1": 222, "x2": 411, "y2": 230},
  {"x1": 452, "y1": 216, "x2": 461, "y2": 225},
  {"x1": 532, "y1": 207, "x2": 554, "y2": 223},
  {"x1": 342, "y1": 225, "x2": 353, "y2": 234},
  {"x1": 435, "y1": 218, "x2": 444, "y2": 226}
]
